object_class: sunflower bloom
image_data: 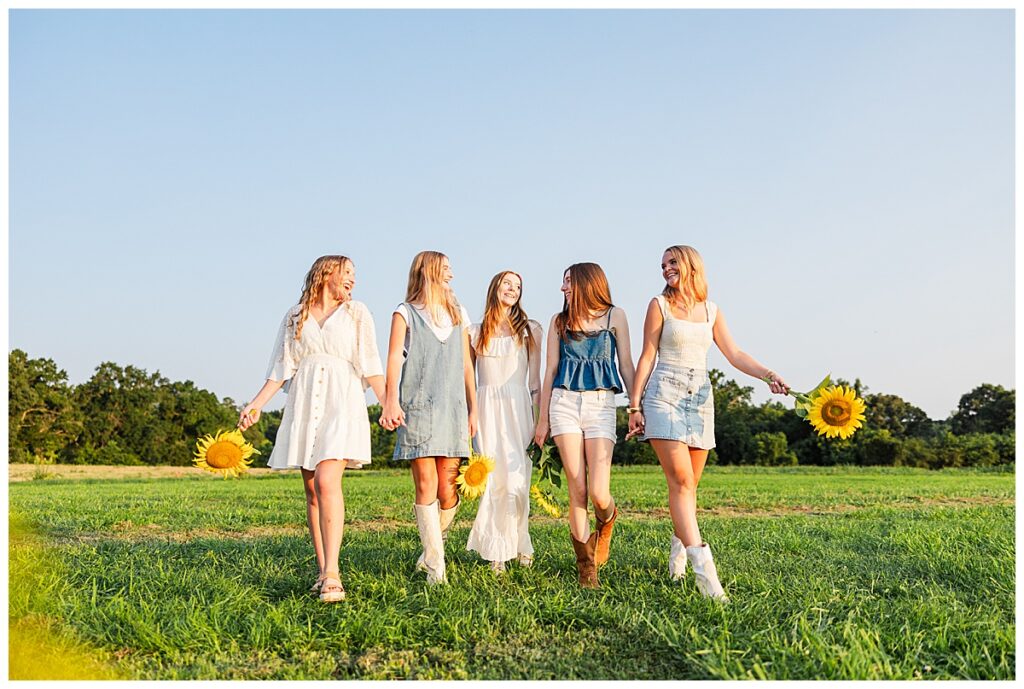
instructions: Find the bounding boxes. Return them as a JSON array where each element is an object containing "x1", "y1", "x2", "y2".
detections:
[
  {"x1": 807, "y1": 386, "x2": 867, "y2": 440},
  {"x1": 194, "y1": 429, "x2": 258, "y2": 478},
  {"x1": 456, "y1": 453, "x2": 495, "y2": 499},
  {"x1": 531, "y1": 484, "x2": 562, "y2": 518}
]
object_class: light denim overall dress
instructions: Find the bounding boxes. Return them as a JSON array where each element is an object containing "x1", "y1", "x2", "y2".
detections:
[{"x1": 393, "y1": 304, "x2": 471, "y2": 460}]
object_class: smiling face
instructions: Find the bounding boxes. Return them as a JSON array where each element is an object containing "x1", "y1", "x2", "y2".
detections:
[
  {"x1": 661, "y1": 250, "x2": 680, "y2": 287},
  {"x1": 497, "y1": 272, "x2": 522, "y2": 308},
  {"x1": 561, "y1": 270, "x2": 572, "y2": 301},
  {"x1": 439, "y1": 256, "x2": 453, "y2": 291},
  {"x1": 326, "y1": 260, "x2": 355, "y2": 302}
]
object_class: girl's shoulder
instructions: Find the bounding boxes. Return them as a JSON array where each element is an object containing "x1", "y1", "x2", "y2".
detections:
[{"x1": 346, "y1": 299, "x2": 371, "y2": 315}]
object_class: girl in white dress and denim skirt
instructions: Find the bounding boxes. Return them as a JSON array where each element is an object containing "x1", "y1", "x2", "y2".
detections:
[
  {"x1": 535, "y1": 263, "x2": 635, "y2": 588},
  {"x1": 627, "y1": 245, "x2": 790, "y2": 601},
  {"x1": 466, "y1": 271, "x2": 542, "y2": 574},
  {"x1": 380, "y1": 251, "x2": 478, "y2": 585},
  {"x1": 238, "y1": 255, "x2": 386, "y2": 604}
]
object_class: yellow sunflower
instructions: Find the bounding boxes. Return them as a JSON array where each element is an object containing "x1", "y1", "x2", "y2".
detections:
[
  {"x1": 531, "y1": 484, "x2": 562, "y2": 518},
  {"x1": 194, "y1": 429, "x2": 258, "y2": 478},
  {"x1": 807, "y1": 386, "x2": 867, "y2": 440},
  {"x1": 456, "y1": 453, "x2": 495, "y2": 499}
]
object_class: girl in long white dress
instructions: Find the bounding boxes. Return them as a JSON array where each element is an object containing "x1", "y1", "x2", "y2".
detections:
[
  {"x1": 465, "y1": 271, "x2": 542, "y2": 573},
  {"x1": 239, "y1": 255, "x2": 385, "y2": 603}
]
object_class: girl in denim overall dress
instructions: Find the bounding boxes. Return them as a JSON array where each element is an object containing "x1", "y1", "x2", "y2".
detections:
[
  {"x1": 380, "y1": 251, "x2": 478, "y2": 585},
  {"x1": 627, "y1": 245, "x2": 790, "y2": 601},
  {"x1": 534, "y1": 263, "x2": 635, "y2": 588}
]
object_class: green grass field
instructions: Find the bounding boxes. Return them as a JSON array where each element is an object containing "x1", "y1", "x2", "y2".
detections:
[{"x1": 8, "y1": 465, "x2": 1015, "y2": 680}]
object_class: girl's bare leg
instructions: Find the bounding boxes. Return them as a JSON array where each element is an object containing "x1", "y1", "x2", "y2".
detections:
[
  {"x1": 313, "y1": 460, "x2": 346, "y2": 576},
  {"x1": 301, "y1": 468, "x2": 326, "y2": 575},
  {"x1": 651, "y1": 440, "x2": 707, "y2": 547},
  {"x1": 435, "y1": 457, "x2": 462, "y2": 509},
  {"x1": 583, "y1": 437, "x2": 615, "y2": 519},
  {"x1": 554, "y1": 433, "x2": 589, "y2": 540}
]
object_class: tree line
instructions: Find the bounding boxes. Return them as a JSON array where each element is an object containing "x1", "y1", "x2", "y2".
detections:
[{"x1": 9, "y1": 349, "x2": 1014, "y2": 469}]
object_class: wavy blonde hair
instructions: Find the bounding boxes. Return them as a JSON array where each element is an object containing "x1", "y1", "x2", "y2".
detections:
[
  {"x1": 293, "y1": 255, "x2": 351, "y2": 340},
  {"x1": 405, "y1": 250, "x2": 462, "y2": 326},
  {"x1": 661, "y1": 245, "x2": 708, "y2": 313},
  {"x1": 555, "y1": 262, "x2": 614, "y2": 341},
  {"x1": 477, "y1": 271, "x2": 536, "y2": 358}
]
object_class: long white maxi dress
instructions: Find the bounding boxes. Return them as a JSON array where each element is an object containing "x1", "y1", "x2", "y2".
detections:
[
  {"x1": 265, "y1": 300, "x2": 383, "y2": 470},
  {"x1": 466, "y1": 323, "x2": 539, "y2": 563}
]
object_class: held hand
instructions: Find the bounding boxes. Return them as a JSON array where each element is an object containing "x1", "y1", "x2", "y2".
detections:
[
  {"x1": 766, "y1": 373, "x2": 790, "y2": 395},
  {"x1": 380, "y1": 401, "x2": 405, "y2": 430},
  {"x1": 625, "y1": 411, "x2": 645, "y2": 440},
  {"x1": 237, "y1": 405, "x2": 260, "y2": 431},
  {"x1": 533, "y1": 419, "x2": 549, "y2": 448}
]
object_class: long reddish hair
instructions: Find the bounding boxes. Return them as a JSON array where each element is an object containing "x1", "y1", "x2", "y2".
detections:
[
  {"x1": 555, "y1": 262, "x2": 614, "y2": 341},
  {"x1": 293, "y1": 255, "x2": 351, "y2": 340},
  {"x1": 477, "y1": 271, "x2": 535, "y2": 357}
]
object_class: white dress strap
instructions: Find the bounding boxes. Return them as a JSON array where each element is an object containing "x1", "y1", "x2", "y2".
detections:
[
  {"x1": 706, "y1": 300, "x2": 717, "y2": 325},
  {"x1": 655, "y1": 295, "x2": 670, "y2": 319}
]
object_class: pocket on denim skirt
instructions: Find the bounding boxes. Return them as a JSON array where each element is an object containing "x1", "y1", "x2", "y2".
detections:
[{"x1": 401, "y1": 404, "x2": 433, "y2": 447}]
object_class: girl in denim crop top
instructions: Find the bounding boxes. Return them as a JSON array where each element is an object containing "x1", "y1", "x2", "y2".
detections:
[{"x1": 535, "y1": 263, "x2": 635, "y2": 589}]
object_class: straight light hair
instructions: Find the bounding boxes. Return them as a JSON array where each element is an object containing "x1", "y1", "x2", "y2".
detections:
[{"x1": 405, "y1": 250, "x2": 462, "y2": 326}]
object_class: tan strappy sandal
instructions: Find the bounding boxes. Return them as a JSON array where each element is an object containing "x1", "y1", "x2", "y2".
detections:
[
  {"x1": 309, "y1": 574, "x2": 324, "y2": 595},
  {"x1": 319, "y1": 571, "x2": 346, "y2": 603}
]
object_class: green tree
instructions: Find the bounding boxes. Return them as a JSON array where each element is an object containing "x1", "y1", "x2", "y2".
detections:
[
  {"x1": 863, "y1": 393, "x2": 931, "y2": 438},
  {"x1": 949, "y1": 384, "x2": 1015, "y2": 435},
  {"x1": 8, "y1": 350, "x2": 83, "y2": 462}
]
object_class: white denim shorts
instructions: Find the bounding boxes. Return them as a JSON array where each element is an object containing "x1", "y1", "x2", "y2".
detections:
[{"x1": 548, "y1": 388, "x2": 618, "y2": 442}]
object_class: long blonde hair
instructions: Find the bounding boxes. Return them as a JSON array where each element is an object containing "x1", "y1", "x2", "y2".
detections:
[
  {"x1": 477, "y1": 270, "x2": 535, "y2": 357},
  {"x1": 661, "y1": 245, "x2": 708, "y2": 313},
  {"x1": 555, "y1": 262, "x2": 614, "y2": 341},
  {"x1": 293, "y1": 255, "x2": 351, "y2": 340},
  {"x1": 405, "y1": 250, "x2": 462, "y2": 326}
]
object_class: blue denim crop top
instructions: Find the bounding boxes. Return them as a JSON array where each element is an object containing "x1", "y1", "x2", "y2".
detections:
[{"x1": 551, "y1": 310, "x2": 624, "y2": 393}]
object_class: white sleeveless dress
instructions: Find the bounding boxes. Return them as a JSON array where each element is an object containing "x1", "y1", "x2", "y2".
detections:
[
  {"x1": 465, "y1": 324, "x2": 538, "y2": 563},
  {"x1": 641, "y1": 297, "x2": 717, "y2": 449}
]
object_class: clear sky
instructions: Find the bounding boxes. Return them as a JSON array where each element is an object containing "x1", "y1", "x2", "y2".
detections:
[{"x1": 9, "y1": 9, "x2": 1014, "y2": 419}]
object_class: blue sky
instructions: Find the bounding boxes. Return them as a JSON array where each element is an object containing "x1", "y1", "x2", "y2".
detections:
[{"x1": 9, "y1": 9, "x2": 1014, "y2": 419}]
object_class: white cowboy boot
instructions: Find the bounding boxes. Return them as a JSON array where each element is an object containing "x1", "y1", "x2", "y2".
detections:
[
  {"x1": 686, "y1": 543, "x2": 729, "y2": 602},
  {"x1": 416, "y1": 496, "x2": 460, "y2": 572},
  {"x1": 669, "y1": 535, "x2": 688, "y2": 580},
  {"x1": 413, "y1": 501, "x2": 446, "y2": 585}
]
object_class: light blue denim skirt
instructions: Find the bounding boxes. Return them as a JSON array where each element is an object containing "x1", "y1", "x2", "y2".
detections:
[{"x1": 641, "y1": 363, "x2": 715, "y2": 449}]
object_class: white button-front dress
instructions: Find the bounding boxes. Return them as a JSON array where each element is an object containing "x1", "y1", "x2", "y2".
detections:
[
  {"x1": 466, "y1": 322, "x2": 541, "y2": 563},
  {"x1": 264, "y1": 300, "x2": 383, "y2": 470}
]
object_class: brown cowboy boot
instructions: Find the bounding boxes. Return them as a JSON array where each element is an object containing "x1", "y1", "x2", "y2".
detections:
[
  {"x1": 594, "y1": 505, "x2": 618, "y2": 567},
  {"x1": 570, "y1": 531, "x2": 600, "y2": 588}
]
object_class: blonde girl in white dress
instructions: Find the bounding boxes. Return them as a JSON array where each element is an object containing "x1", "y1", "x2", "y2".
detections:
[
  {"x1": 239, "y1": 255, "x2": 385, "y2": 603},
  {"x1": 465, "y1": 271, "x2": 543, "y2": 574},
  {"x1": 627, "y1": 245, "x2": 789, "y2": 601}
]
